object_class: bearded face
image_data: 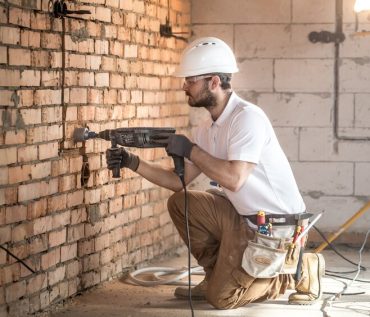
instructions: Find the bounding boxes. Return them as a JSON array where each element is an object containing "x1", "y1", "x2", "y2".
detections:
[{"x1": 186, "y1": 79, "x2": 217, "y2": 109}]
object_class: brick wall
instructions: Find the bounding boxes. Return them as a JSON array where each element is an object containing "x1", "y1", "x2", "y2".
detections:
[
  {"x1": 0, "y1": 0, "x2": 190, "y2": 315},
  {"x1": 191, "y1": 0, "x2": 370, "y2": 237}
]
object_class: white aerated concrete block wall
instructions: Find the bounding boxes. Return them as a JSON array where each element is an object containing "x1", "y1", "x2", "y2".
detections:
[{"x1": 190, "y1": 0, "x2": 370, "y2": 236}]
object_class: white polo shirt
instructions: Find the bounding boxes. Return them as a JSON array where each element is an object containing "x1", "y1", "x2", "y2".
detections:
[{"x1": 193, "y1": 92, "x2": 305, "y2": 216}]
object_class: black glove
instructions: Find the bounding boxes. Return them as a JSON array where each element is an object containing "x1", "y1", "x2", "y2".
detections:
[
  {"x1": 106, "y1": 147, "x2": 140, "y2": 171},
  {"x1": 166, "y1": 134, "x2": 194, "y2": 159}
]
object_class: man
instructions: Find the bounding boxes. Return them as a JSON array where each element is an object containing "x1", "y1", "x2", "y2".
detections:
[{"x1": 106, "y1": 37, "x2": 325, "y2": 309}]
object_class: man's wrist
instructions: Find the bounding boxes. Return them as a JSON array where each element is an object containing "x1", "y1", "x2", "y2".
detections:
[{"x1": 127, "y1": 153, "x2": 140, "y2": 171}]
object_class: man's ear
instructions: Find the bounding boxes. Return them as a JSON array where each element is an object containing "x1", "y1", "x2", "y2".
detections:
[{"x1": 209, "y1": 75, "x2": 221, "y2": 90}]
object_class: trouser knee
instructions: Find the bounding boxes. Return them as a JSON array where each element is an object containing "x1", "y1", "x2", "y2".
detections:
[{"x1": 167, "y1": 191, "x2": 185, "y2": 217}]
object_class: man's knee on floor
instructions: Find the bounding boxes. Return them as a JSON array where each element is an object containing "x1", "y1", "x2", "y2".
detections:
[{"x1": 206, "y1": 290, "x2": 240, "y2": 310}]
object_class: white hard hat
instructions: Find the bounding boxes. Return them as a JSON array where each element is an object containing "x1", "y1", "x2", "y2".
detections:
[{"x1": 173, "y1": 37, "x2": 239, "y2": 78}]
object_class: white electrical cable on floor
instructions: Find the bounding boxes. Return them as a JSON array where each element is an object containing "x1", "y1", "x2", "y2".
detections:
[
  {"x1": 321, "y1": 228, "x2": 370, "y2": 317},
  {"x1": 126, "y1": 266, "x2": 205, "y2": 287}
]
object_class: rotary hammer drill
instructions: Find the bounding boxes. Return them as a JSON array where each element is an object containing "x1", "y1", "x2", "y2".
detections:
[{"x1": 73, "y1": 127, "x2": 185, "y2": 180}]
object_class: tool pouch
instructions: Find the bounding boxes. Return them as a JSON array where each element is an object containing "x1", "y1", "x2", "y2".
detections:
[{"x1": 241, "y1": 233, "x2": 300, "y2": 278}]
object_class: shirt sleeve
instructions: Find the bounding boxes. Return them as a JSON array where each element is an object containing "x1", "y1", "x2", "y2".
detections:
[{"x1": 228, "y1": 109, "x2": 268, "y2": 163}]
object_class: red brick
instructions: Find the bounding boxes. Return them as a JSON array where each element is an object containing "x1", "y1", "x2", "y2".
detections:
[
  {"x1": 9, "y1": 48, "x2": 31, "y2": 66},
  {"x1": 71, "y1": 207, "x2": 87, "y2": 225},
  {"x1": 12, "y1": 222, "x2": 33, "y2": 242},
  {"x1": 20, "y1": 70, "x2": 41, "y2": 87},
  {"x1": 41, "y1": 33, "x2": 61, "y2": 49},
  {"x1": 95, "y1": 72, "x2": 109, "y2": 87},
  {"x1": 68, "y1": 156, "x2": 82, "y2": 173},
  {"x1": 31, "y1": 50, "x2": 49, "y2": 67},
  {"x1": 66, "y1": 190, "x2": 84, "y2": 208},
  {"x1": 0, "y1": 147, "x2": 16, "y2": 165},
  {"x1": 61, "y1": 243, "x2": 77, "y2": 262},
  {"x1": 50, "y1": 52, "x2": 62, "y2": 68},
  {"x1": 47, "y1": 194, "x2": 67, "y2": 213},
  {"x1": 86, "y1": 55, "x2": 101, "y2": 70},
  {"x1": 33, "y1": 216, "x2": 52, "y2": 235},
  {"x1": 8, "y1": 165, "x2": 31, "y2": 184},
  {"x1": 21, "y1": 30, "x2": 41, "y2": 48},
  {"x1": 41, "y1": 106, "x2": 62, "y2": 124},
  {"x1": 0, "y1": 26, "x2": 20, "y2": 45},
  {"x1": 5, "y1": 280, "x2": 26, "y2": 303},
  {"x1": 38, "y1": 141, "x2": 59, "y2": 160},
  {"x1": 19, "y1": 108, "x2": 41, "y2": 125},
  {"x1": 0, "y1": 167, "x2": 8, "y2": 185},
  {"x1": 52, "y1": 211, "x2": 70, "y2": 229},
  {"x1": 29, "y1": 234, "x2": 48, "y2": 255},
  {"x1": 0, "y1": 187, "x2": 18, "y2": 205},
  {"x1": 18, "y1": 145, "x2": 37, "y2": 163},
  {"x1": 66, "y1": 260, "x2": 79, "y2": 279},
  {"x1": 77, "y1": 71, "x2": 94, "y2": 86},
  {"x1": 59, "y1": 174, "x2": 76, "y2": 192},
  {"x1": 0, "y1": 69, "x2": 20, "y2": 86},
  {"x1": 48, "y1": 265, "x2": 66, "y2": 286},
  {"x1": 49, "y1": 228, "x2": 66, "y2": 248},
  {"x1": 26, "y1": 273, "x2": 47, "y2": 295},
  {"x1": 31, "y1": 161, "x2": 51, "y2": 180},
  {"x1": 0, "y1": 46, "x2": 7, "y2": 64},
  {"x1": 18, "y1": 181, "x2": 41, "y2": 201},
  {"x1": 5, "y1": 130, "x2": 26, "y2": 145},
  {"x1": 30, "y1": 12, "x2": 51, "y2": 30},
  {"x1": 84, "y1": 188, "x2": 101, "y2": 204},
  {"x1": 41, "y1": 247, "x2": 60, "y2": 270},
  {"x1": 27, "y1": 198, "x2": 47, "y2": 220},
  {"x1": 6, "y1": 205, "x2": 27, "y2": 224},
  {"x1": 34, "y1": 89, "x2": 61, "y2": 105},
  {"x1": 51, "y1": 158, "x2": 69, "y2": 177},
  {"x1": 70, "y1": 88, "x2": 87, "y2": 104},
  {"x1": 41, "y1": 71, "x2": 61, "y2": 86},
  {"x1": 67, "y1": 224, "x2": 84, "y2": 243},
  {"x1": 0, "y1": 226, "x2": 11, "y2": 244}
]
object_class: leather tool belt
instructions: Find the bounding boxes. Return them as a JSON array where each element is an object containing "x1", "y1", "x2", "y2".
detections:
[{"x1": 244, "y1": 212, "x2": 312, "y2": 226}]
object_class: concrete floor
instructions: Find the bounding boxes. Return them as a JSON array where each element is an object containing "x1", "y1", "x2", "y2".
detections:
[{"x1": 46, "y1": 246, "x2": 370, "y2": 317}]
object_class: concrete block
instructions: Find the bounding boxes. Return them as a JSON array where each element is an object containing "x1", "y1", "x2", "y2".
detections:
[
  {"x1": 338, "y1": 93, "x2": 354, "y2": 127},
  {"x1": 341, "y1": 24, "x2": 370, "y2": 57},
  {"x1": 258, "y1": 93, "x2": 332, "y2": 127},
  {"x1": 233, "y1": 59, "x2": 273, "y2": 91},
  {"x1": 292, "y1": 0, "x2": 335, "y2": 23},
  {"x1": 192, "y1": 0, "x2": 290, "y2": 24},
  {"x1": 291, "y1": 161, "x2": 353, "y2": 195},
  {"x1": 355, "y1": 163, "x2": 370, "y2": 195},
  {"x1": 235, "y1": 24, "x2": 334, "y2": 59},
  {"x1": 274, "y1": 127, "x2": 299, "y2": 161},
  {"x1": 354, "y1": 94, "x2": 370, "y2": 128},
  {"x1": 191, "y1": 25, "x2": 234, "y2": 49},
  {"x1": 300, "y1": 127, "x2": 370, "y2": 161},
  {"x1": 275, "y1": 59, "x2": 334, "y2": 92},
  {"x1": 302, "y1": 195, "x2": 369, "y2": 231},
  {"x1": 339, "y1": 59, "x2": 370, "y2": 92}
]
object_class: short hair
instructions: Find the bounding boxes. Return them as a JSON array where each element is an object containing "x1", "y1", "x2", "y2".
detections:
[{"x1": 210, "y1": 73, "x2": 232, "y2": 90}]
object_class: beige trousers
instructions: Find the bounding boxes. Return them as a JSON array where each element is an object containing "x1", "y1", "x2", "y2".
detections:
[{"x1": 167, "y1": 190, "x2": 295, "y2": 309}]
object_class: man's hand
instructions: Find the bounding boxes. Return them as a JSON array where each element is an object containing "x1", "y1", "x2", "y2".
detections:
[
  {"x1": 166, "y1": 134, "x2": 194, "y2": 159},
  {"x1": 106, "y1": 147, "x2": 140, "y2": 171}
]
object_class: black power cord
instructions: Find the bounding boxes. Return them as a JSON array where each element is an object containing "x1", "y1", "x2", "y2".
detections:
[
  {"x1": 313, "y1": 226, "x2": 367, "y2": 271},
  {"x1": 0, "y1": 244, "x2": 35, "y2": 273},
  {"x1": 179, "y1": 176, "x2": 195, "y2": 317}
]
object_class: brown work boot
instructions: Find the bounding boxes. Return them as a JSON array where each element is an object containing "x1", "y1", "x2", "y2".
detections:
[
  {"x1": 174, "y1": 279, "x2": 207, "y2": 300},
  {"x1": 288, "y1": 253, "x2": 325, "y2": 305}
]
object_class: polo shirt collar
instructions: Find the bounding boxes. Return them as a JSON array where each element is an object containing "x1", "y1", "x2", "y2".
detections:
[{"x1": 212, "y1": 91, "x2": 238, "y2": 127}]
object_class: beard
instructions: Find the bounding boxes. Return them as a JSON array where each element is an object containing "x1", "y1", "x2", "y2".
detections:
[{"x1": 186, "y1": 83, "x2": 217, "y2": 109}]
